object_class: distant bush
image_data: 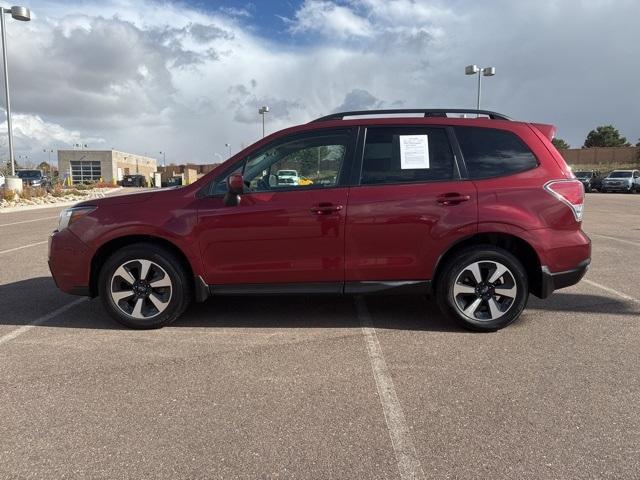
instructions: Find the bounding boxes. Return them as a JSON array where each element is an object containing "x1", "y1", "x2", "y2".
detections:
[
  {"x1": 93, "y1": 180, "x2": 116, "y2": 188},
  {"x1": 20, "y1": 186, "x2": 48, "y2": 200},
  {"x1": 1, "y1": 187, "x2": 16, "y2": 202},
  {"x1": 50, "y1": 184, "x2": 87, "y2": 197}
]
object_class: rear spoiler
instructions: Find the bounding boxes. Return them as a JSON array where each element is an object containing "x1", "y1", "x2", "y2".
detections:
[{"x1": 531, "y1": 123, "x2": 557, "y2": 141}]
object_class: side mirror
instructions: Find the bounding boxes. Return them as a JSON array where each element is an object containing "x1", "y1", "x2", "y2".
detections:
[{"x1": 224, "y1": 173, "x2": 244, "y2": 207}]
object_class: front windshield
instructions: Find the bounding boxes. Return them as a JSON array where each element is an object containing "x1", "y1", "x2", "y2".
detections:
[
  {"x1": 574, "y1": 171, "x2": 591, "y2": 178},
  {"x1": 608, "y1": 171, "x2": 632, "y2": 178},
  {"x1": 17, "y1": 170, "x2": 41, "y2": 179}
]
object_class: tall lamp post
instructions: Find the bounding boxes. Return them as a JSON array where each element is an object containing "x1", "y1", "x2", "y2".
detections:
[
  {"x1": 159, "y1": 151, "x2": 166, "y2": 167},
  {"x1": 258, "y1": 105, "x2": 269, "y2": 138},
  {"x1": 465, "y1": 65, "x2": 496, "y2": 113},
  {"x1": 224, "y1": 143, "x2": 231, "y2": 158},
  {"x1": 43, "y1": 148, "x2": 53, "y2": 165},
  {"x1": 1, "y1": 6, "x2": 31, "y2": 176}
]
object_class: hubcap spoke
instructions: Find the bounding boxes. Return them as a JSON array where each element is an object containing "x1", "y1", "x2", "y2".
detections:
[
  {"x1": 112, "y1": 290, "x2": 134, "y2": 302},
  {"x1": 148, "y1": 293, "x2": 169, "y2": 313},
  {"x1": 131, "y1": 297, "x2": 144, "y2": 318},
  {"x1": 488, "y1": 263, "x2": 507, "y2": 284},
  {"x1": 139, "y1": 259, "x2": 152, "y2": 281},
  {"x1": 487, "y1": 298, "x2": 502, "y2": 319},
  {"x1": 467, "y1": 262, "x2": 483, "y2": 284},
  {"x1": 114, "y1": 265, "x2": 136, "y2": 285},
  {"x1": 495, "y1": 286, "x2": 517, "y2": 298},
  {"x1": 150, "y1": 276, "x2": 171, "y2": 288},
  {"x1": 463, "y1": 298, "x2": 482, "y2": 318},
  {"x1": 453, "y1": 283, "x2": 476, "y2": 295}
]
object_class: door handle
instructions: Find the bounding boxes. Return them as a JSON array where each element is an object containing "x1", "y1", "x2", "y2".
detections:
[
  {"x1": 310, "y1": 203, "x2": 343, "y2": 215},
  {"x1": 437, "y1": 193, "x2": 471, "y2": 206}
]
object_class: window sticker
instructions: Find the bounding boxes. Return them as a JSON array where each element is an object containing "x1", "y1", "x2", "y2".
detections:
[{"x1": 399, "y1": 135, "x2": 430, "y2": 169}]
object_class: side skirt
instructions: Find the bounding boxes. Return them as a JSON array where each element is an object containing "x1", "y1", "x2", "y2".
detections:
[{"x1": 195, "y1": 280, "x2": 432, "y2": 300}]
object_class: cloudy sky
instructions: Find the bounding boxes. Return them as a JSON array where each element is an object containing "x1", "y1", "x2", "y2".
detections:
[{"x1": 1, "y1": 0, "x2": 638, "y2": 166}]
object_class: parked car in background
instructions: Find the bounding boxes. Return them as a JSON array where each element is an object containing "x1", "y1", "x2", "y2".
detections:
[
  {"x1": 49, "y1": 108, "x2": 590, "y2": 332},
  {"x1": 600, "y1": 170, "x2": 640, "y2": 193},
  {"x1": 16, "y1": 169, "x2": 46, "y2": 187},
  {"x1": 574, "y1": 170, "x2": 604, "y2": 192},
  {"x1": 121, "y1": 174, "x2": 146, "y2": 187},
  {"x1": 277, "y1": 169, "x2": 299, "y2": 185}
]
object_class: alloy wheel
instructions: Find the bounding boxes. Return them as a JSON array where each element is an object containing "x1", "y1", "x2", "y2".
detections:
[
  {"x1": 110, "y1": 259, "x2": 173, "y2": 320},
  {"x1": 452, "y1": 260, "x2": 517, "y2": 322}
]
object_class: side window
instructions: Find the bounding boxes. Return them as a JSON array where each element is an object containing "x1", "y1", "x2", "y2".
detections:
[
  {"x1": 454, "y1": 127, "x2": 538, "y2": 179},
  {"x1": 360, "y1": 127, "x2": 455, "y2": 185},
  {"x1": 212, "y1": 130, "x2": 350, "y2": 194}
]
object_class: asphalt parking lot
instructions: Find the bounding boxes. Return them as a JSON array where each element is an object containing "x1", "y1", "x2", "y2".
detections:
[{"x1": 1, "y1": 191, "x2": 639, "y2": 479}]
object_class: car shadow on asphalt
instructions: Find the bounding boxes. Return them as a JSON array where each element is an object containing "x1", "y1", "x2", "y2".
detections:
[{"x1": 0, "y1": 277, "x2": 637, "y2": 332}]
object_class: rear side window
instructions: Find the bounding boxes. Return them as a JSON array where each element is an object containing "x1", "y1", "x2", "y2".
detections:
[
  {"x1": 360, "y1": 127, "x2": 455, "y2": 185},
  {"x1": 455, "y1": 127, "x2": 538, "y2": 179}
]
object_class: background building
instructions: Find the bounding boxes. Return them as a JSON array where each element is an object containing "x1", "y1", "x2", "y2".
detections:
[
  {"x1": 57, "y1": 150, "x2": 157, "y2": 184},
  {"x1": 157, "y1": 163, "x2": 220, "y2": 185}
]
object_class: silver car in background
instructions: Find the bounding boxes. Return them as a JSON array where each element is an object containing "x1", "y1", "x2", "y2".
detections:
[{"x1": 600, "y1": 170, "x2": 640, "y2": 193}]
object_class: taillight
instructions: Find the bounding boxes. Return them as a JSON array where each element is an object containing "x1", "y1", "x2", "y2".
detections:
[{"x1": 544, "y1": 179, "x2": 584, "y2": 221}]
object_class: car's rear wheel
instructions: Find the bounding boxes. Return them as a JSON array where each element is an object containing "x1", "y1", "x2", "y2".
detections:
[
  {"x1": 436, "y1": 246, "x2": 529, "y2": 332},
  {"x1": 99, "y1": 243, "x2": 192, "y2": 329}
]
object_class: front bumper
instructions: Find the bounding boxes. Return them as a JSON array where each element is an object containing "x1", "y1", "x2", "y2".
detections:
[
  {"x1": 48, "y1": 229, "x2": 93, "y2": 296},
  {"x1": 601, "y1": 183, "x2": 632, "y2": 191},
  {"x1": 539, "y1": 259, "x2": 590, "y2": 299}
]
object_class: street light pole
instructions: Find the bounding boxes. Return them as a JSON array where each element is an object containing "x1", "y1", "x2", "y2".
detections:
[
  {"x1": 43, "y1": 148, "x2": 53, "y2": 164},
  {"x1": 225, "y1": 143, "x2": 231, "y2": 158},
  {"x1": 465, "y1": 65, "x2": 496, "y2": 113},
  {"x1": 0, "y1": 6, "x2": 31, "y2": 176},
  {"x1": 258, "y1": 106, "x2": 269, "y2": 138},
  {"x1": 159, "y1": 151, "x2": 166, "y2": 166}
]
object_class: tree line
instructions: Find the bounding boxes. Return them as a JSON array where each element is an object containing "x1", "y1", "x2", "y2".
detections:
[{"x1": 552, "y1": 125, "x2": 639, "y2": 150}]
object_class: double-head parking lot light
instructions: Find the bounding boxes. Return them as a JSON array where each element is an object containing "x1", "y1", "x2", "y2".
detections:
[
  {"x1": 465, "y1": 64, "x2": 496, "y2": 113},
  {"x1": 258, "y1": 106, "x2": 269, "y2": 138}
]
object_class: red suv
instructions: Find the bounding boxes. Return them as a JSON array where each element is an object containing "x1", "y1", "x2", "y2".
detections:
[{"x1": 49, "y1": 109, "x2": 590, "y2": 331}]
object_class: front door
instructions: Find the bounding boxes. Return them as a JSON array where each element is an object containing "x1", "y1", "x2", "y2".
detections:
[
  {"x1": 197, "y1": 128, "x2": 355, "y2": 287},
  {"x1": 345, "y1": 125, "x2": 478, "y2": 282}
]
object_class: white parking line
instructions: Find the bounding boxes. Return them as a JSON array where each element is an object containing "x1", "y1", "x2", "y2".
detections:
[
  {"x1": 590, "y1": 233, "x2": 640, "y2": 248},
  {"x1": 0, "y1": 240, "x2": 48, "y2": 255},
  {"x1": 584, "y1": 279, "x2": 640, "y2": 305},
  {"x1": 0, "y1": 298, "x2": 87, "y2": 345},
  {"x1": 356, "y1": 297, "x2": 425, "y2": 480},
  {"x1": 0, "y1": 216, "x2": 58, "y2": 227}
]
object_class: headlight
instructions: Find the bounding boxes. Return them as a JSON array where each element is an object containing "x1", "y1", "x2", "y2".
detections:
[{"x1": 58, "y1": 206, "x2": 96, "y2": 231}]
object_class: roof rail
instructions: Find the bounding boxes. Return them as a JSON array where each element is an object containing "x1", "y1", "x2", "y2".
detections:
[{"x1": 310, "y1": 109, "x2": 511, "y2": 123}]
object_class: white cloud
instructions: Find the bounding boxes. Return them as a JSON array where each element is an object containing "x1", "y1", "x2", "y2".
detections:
[
  {"x1": 286, "y1": 0, "x2": 374, "y2": 39},
  {"x1": 0, "y1": 0, "x2": 636, "y2": 165}
]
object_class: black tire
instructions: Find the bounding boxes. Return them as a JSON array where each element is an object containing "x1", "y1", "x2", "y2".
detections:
[
  {"x1": 98, "y1": 243, "x2": 193, "y2": 329},
  {"x1": 435, "y1": 245, "x2": 529, "y2": 332},
  {"x1": 584, "y1": 184, "x2": 591, "y2": 193}
]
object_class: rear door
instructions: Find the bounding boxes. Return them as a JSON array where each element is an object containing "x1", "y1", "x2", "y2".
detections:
[{"x1": 345, "y1": 125, "x2": 478, "y2": 283}]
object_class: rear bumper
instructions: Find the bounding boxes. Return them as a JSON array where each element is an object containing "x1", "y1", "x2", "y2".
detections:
[
  {"x1": 539, "y1": 259, "x2": 590, "y2": 299},
  {"x1": 48, "y1": 229, "x2": 93, "y2": 296}
]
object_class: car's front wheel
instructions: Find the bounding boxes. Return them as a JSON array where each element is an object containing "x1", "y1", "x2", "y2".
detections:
[
  {"x1": 436, "y1": 246, "x2": 529, "y2": 332},
  {"x1": 98, "y1": 243, "x2": 192, "y2": 329}
]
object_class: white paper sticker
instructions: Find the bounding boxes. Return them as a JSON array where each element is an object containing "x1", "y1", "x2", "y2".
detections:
[{"x1": 399, "y1": 135, "x2": 430, "y2": 169}]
